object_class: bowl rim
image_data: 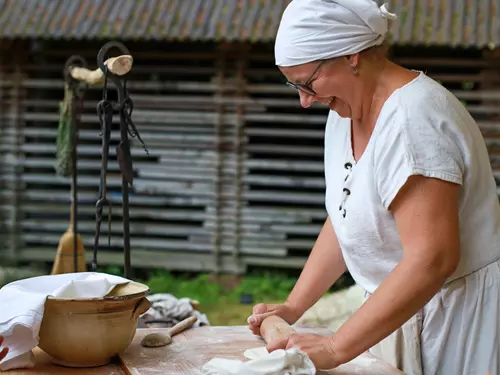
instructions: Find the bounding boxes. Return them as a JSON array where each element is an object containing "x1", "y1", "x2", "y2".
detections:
[{"x1": 46, "y1": 281, "x2": 151, "y2": 302}]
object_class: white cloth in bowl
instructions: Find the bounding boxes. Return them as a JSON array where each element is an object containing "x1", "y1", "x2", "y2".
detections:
[{"x1": 0, "y1": 272, "x2": 131, "y2": 371}]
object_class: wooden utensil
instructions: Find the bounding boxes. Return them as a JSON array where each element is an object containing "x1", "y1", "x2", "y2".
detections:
[
  {"x1": 69, "y1": 55, "x2": 133, "y2": 85},
  {"x1": 141, "y1": 315, "x2": 198, "y2": 348}
]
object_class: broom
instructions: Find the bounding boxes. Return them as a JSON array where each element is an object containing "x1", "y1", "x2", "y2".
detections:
[
  {"x1": 51, "y1": 201, "x2": 87, "y2": 274},
  {"x1": 51, "y1": 82, "x2": 87, "y2": 275}
]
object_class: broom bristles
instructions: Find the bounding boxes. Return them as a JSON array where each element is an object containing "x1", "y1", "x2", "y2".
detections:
[{"x1": 51, "y1": 228, "x2": 87, "y2": 275}]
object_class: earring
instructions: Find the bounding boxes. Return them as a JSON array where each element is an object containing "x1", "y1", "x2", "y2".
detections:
[{"x1": 352, "y1": 67, "x2": 358, "y2": 74}]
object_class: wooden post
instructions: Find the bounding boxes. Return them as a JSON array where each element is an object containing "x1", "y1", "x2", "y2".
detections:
[
  {"x1": 8, "y1": 66, "x2": 25, "y2": 263},
  {"x1": 232, "y1": 44, "x2": 249, "y2": 273},
  {"x1": 212, "y1": 46, "x2": 226, "y2": 275},
  {"x1": 0, "y1": 48, "x2": 6, "y2": 257}
]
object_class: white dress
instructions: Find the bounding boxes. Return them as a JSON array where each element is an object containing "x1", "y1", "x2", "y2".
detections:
[{"x1": 324, "y1": 71, "x2": 500, "y2": 375}]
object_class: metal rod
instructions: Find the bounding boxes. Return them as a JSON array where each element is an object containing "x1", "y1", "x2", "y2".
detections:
[
  {"x1": 71, "y1": 90, "x2": 78, "y2": 273},
  {"x1": 120, "y1": 95, "x2": 132, "y2": 279}
]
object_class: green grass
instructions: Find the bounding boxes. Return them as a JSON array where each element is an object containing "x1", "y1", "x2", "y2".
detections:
[
  {"x1": 102, "y1": 266, "x2": 300, "y2": 305},
  {"x1": 99, "y1": 266, "x2": 301, "y2": 325},
  {"x1": 202, "y1": 301, "x2": 281, "y2": 326},
  {"x1": 142, "y1": 271, "x2": 295, "y2": 304},
  {"x1": 128, "y1": 268, "x2": 352, "y2": 326},
  {"x1": 139, "y1": 271, "x2": 298, "y2": 326}
]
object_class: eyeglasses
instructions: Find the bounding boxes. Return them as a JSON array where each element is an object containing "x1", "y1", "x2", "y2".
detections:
[{"x1": 285, "y1": 60, "x2": 326, "y2": 96}]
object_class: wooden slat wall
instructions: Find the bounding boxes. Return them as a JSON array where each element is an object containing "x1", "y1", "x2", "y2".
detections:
[
  {"x1": 0, "y1": 40, "x2": 499, "y2": 274},
  {"x1": 0, "y1": 52, "x2": 26, "y2": 262},
  {"x1": 0, "y1": 41, "x2": 253, "y2": 273}
]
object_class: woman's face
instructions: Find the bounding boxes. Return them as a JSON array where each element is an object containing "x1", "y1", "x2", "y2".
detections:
[{"x1": 279, "y1": 57, "x2": 359, "y2": 118}]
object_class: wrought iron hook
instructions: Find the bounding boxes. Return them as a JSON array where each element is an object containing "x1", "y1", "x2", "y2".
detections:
[
  {"x1": 96, "y1": 40, "x2": 130, "y2": 91},
  {"x1": 64, "y1": 55, "x2": 88, "y2": 88},
  {"x1": 92, "y1": 41, "x2": 148, "y2": 279}
]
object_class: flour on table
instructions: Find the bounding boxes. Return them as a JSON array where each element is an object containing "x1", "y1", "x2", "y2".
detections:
[{"x1": 202, "y1": 347, "x2": 315, "y2": 375}]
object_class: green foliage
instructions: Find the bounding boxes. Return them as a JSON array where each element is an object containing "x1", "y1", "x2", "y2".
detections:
[
  {"x1": 232, "y1": 273, "x2": 296, "y2": 302},
  {"x1": 95, "y1": 266, "x2": 353, "y2": 323},
  {"x1": 145, "y1": 272, "x2": 224, "y2": 304},
  {"x1": 55, "y1": 84, "x2": 73, "y2": 177},
  {"x1": 135, "y1": 270, "x2": 297, "y2": 306},
  {"x1": 461, "y1": 81, "x2": 474, "y2": 90},
  {"x1": 100, "y1": 265, "x2": 123, "y2": 276}
]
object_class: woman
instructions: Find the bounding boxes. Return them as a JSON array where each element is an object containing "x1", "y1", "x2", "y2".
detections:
[
  {"x1": 0, "y1": 336, "x2": 8, "y2": 362},
  {"x1": 247, "y1": 1, "x2": 500, "y2": 374}
]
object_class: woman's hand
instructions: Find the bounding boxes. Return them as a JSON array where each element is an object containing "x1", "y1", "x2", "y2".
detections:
[
  {"x1": 269, "y1": 333, "x2": 340, "y2": 370},
  {"x1": 0, "y1": 336, "x2": 8, "y2": 361},
  {"x1": 247, "y1": 217, "x2": 347, "y2": 339},
  {"x1": 247, "y1": 302, "x2": 301, "y2": 336}
]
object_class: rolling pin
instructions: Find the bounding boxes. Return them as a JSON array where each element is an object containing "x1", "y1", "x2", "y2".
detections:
[{"x1": 259, "y1": 315, "x2": 296, "y2": 346}]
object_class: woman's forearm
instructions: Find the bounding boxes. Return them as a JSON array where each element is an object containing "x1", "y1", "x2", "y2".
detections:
[
  {"x1": 286, "y1": 217, "x2": 347, "y2": 319},
  {"x1": 330, "y1": 256, "x2": 454, "y2": 365}
]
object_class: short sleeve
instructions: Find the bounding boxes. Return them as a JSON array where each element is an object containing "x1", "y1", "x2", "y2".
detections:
[{"x1": 373, "y1": 105, "x2": 464, "y2": 210}]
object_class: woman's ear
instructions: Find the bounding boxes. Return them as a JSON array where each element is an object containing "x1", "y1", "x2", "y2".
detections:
[
  {"x1": 343, "y1": 54, "x2": 360, "y2": 70},
  {"x1": 342, "y1": 54, "x2": 360, "y2": 75}
]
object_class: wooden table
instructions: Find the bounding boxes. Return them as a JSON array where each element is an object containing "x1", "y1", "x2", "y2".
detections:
[
  {"x1": 1, "y1": 348, "x2": 126, "y2": 375},
  {"x1": 3, "y1": 326, "x2": 404, "y2": 374},
  {"x1": 120, "y1": 326, "x2": 405, "y2": 375}
]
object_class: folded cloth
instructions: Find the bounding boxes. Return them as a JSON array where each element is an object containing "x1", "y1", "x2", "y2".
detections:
[
  {"x1": 0, "y1": 272, "x2": 131, "y2": 371},
  {"x1": 202, "y1": 346, "x2": 316, "y2": 375},
  {"x1": 139, "y1": 293, "x2": 210, "y2": 328}
]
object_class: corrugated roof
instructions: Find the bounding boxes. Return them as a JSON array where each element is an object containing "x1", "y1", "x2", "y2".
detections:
[{"x1": 0, "y1": 0, "x2": 498, "y2": 48}]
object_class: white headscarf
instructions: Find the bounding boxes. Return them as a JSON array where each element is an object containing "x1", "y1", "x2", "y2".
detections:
[{"x1": 275, "y1": 0, "x2": 397, "y2": 67}]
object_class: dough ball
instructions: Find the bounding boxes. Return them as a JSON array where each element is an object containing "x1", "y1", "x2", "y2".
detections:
[{"x1": 141, "y1": 333, "x2": 172, "y2": 347}]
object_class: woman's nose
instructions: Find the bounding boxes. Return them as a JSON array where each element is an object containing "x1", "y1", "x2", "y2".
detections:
[{"x1": 299, "y1": 91, "x2": 315, "y2": 108}]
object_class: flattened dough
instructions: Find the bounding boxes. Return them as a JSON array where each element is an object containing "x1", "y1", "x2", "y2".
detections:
[
  {"x1": 243, "y1": 346, "x2": 269, "y2": 360},
  {"x1": 202, "y1": 347, "x2": 315, "y2": 375}
]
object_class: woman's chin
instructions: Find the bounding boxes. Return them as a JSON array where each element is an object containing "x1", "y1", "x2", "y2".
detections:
[{"x1": 328, "y1": 98, "x2": 351, "y2": 118}]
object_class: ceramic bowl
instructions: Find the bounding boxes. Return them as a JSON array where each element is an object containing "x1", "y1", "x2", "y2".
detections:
[{"x1": 38, "y1": 281, "x2": 151, "y2": 367}]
